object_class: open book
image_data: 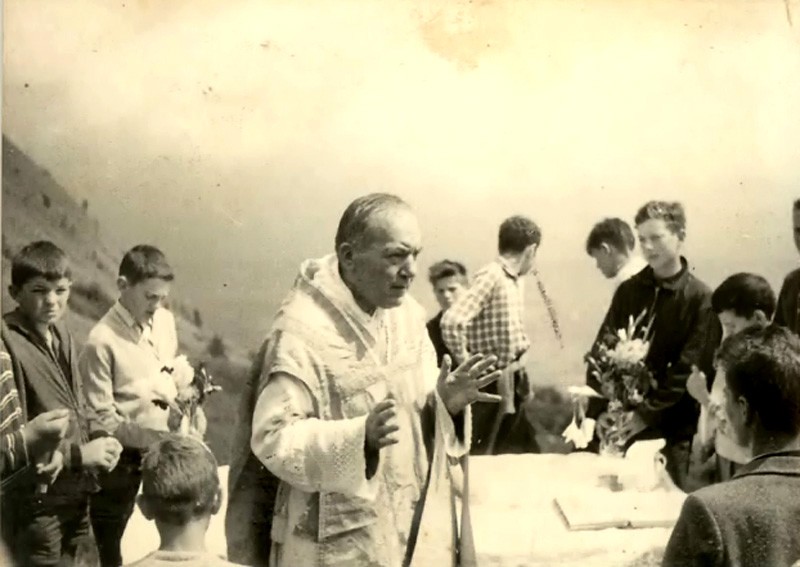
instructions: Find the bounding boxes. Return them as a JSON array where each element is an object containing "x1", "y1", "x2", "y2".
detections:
[{"x1": 555, "y1": 489, "x2": 687, "y2": 531}]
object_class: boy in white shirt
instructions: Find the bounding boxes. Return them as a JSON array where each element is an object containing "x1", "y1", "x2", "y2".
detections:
[
  {"x1": 585, "y1": 217, "x2": 647, "y2": 288},
  {"x1": 80, "y1": 245, "x2": 180, "y2": 567}
]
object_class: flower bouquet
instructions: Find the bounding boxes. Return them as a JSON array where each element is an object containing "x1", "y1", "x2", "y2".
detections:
[
  {"x1": 585, "y1": 310, "x2": 656, "y2": 457},
  {"x1": 158, "y1": 355, "x2": 222, "y2": 438}
]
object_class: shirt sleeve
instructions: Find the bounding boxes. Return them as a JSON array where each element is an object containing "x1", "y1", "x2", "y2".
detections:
[
  {"x1": 79, "y1": 340, "x2": 121, "y2": 434},
  {"x1": 79, "y1": 340, "x2": 165, "y2": 450},
  {"x1": 662, "y1": 494, "x2": 724, "y2": 567},
  {"x1": 250, "y1": 332, "x2": 379, "y2": 499},
  {"x1": 440, "y1": 269, "x2": 498, "y2": 364},
  {"x1": 251, "y1": 372, "x2": 378, "y2": 499},
  {"x1": 0, "y1": 349, "x2": 28, "y2": 477}
]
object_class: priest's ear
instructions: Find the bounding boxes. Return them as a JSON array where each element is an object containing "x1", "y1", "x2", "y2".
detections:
[{"x1": 337, "y1": 239, "x2": 364, "y2": 273}]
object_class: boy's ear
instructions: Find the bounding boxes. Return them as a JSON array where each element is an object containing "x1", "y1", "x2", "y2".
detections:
[
  {"x1": 210, "y1": 487, "x2": 222, "y2": 516},
  {"x1": 137, "y1": 494, "x2": 154, "y2": 521},
  {"x1": 752, "y1": 309, "x2": 769, "y2": 326},
  {"x1": 117, "y1": 276, "x2": 130, "y2": 293},
  {"x1": 739, "y1": 396, "x2": 755, "y2": 428}
]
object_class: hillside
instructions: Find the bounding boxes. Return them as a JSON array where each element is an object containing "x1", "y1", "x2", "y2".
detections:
[{"x1": 1, "y1": 136, "x2": 249, "y2": 463}]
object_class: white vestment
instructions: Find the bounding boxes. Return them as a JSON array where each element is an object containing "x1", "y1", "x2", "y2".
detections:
[{"x1": 250, "y1": 254, "x2": 470, "y2": 567}]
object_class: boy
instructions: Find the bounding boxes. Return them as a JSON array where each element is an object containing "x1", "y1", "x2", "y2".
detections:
[
  {"x1": 441, "y1": 215, "x2": 543, "y2": 455},
  {"x1": 426, "y1": 260, "x2": 468, "y2": 365},
  {"x1": 585, "y1": 217, "x2": 647, "y2": 287},
  {"x1": 686, "y1": 273, "x2": 775, "y2": 485},
  {"x1": 2, "y1": 241, "x2": 123, "y2": 566},
  {"x1": 773, "y1": 198, "x2": 800, "y2": 334},
  {"x1": 129, "y1": 435, "x2": 240, "y2": 566},
  {"x1": 586, "y1": 201, "x2": 720, "y2": 490},
  {"x1": 664, "y1": 326, "x2": 800, "y2": 566},
  {"x1": 80, "y1": 244, "x2": 180, "y2": 567}
]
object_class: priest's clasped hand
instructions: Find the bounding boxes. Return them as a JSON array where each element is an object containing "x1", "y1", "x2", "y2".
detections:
[{"x1": 436, "y1": 353, "x2": 503, "y2": 415}]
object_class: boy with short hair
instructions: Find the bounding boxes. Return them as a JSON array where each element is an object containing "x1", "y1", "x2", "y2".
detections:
[
  {"x1": 2, "y1": 241, "x2": 123, "y2": 566},
  {"x1": 128, "y1": 435, "x2": 240, "y2": 566},
  {"x1": 426, "y1": 260, "x2": 468, "y2": 365},
  {"x1": 587, "y1": 201, "x2": 721, "y2": 490},
  {"x1": 441, "y1": 215, "x2": 547, "y2": 455},
  {"x1": 664, "y1": 325, "x2": 800, "y2": 566},
  {"x1": 80, "y1": 244, "x2": 180, "y2": 567},
  {"x1": 585, "y1": 217, "x2": 647, "y2": 287},
  {"x1": 773, "y1": 198, "x2": 800, "y2": 334},
  {"x1": 686, "y1": 273, "x2": 776, "y2": 483}
]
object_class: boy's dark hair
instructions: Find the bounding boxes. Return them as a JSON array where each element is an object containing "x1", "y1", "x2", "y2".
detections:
[
  {"x1": 11, "y1": 241, "x2": 72, "y2": 288},
  {"x1": 119, "y1": 245, "x2": 174, "y2": 285},
  {"x1": 141, "y1": 435, "x2": 219, "y2": 525},
  {"x1": 711, "y1": 273, "x2": 776, "y2": 319},
  {"x1": 794, "y1": 198, "x2": 800, "y2": 211},
  {"x1": 717, "y1": 325, "x2": 800, "y2": 437},
  {"x1": 498, "y1": 216, "x2": 541, "y2": 254},
  {"x1": 585, "y1": 218, "x2": 636, "y2": 255},
  {"x1": 634, "y1": 201, "x2": 687, "y2": 236},
  {"x1": 428, "y1": 260, "x2": 468, "y2": 286}
]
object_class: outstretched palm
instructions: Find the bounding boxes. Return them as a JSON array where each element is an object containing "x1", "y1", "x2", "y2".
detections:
[{"x1": 436, "y1": 353, "x2": 503, "y2": 415}]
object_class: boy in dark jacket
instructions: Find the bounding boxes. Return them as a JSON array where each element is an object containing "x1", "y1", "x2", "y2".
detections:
[
  {"x1": 664, "y1": 326, "x2": 800, "y2": 566},
  {"x1": 587, "y1": 201, "x2": 720, "y2": 490},
  {"x1": 3, "y1": 241, "x2": 122, "y2": 566}
]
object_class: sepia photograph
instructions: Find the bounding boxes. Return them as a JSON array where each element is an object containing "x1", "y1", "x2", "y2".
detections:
[{"x1": 2, "y1": 1, "x2": 800, "y2": 565}]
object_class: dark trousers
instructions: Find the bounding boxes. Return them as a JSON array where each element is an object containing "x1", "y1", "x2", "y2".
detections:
[
  {"x1": 14, "y1": 499, "x2": 91, "y2": 567},
  {"x1": 90, "y1": 449, "x2": 142, "y2": 567},
  {"x1": 471, "y1": 369, "x2": 540, "y2": 455}
]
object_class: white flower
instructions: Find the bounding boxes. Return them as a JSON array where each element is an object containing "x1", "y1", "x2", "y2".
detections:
[
  {"x1": 609, "y1": 338, "x2": 649, "y2": 366},
  {"x1": 562, "y1": 417, "x2": 595, "y2": 449},
  {"x1": 168, "y1": 355, "x2": 195, "y2": 391}
]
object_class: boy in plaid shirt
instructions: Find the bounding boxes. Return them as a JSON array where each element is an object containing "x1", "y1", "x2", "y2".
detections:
[{"x1": 441, "y1": 215, "x2": 544, "y2": 455}]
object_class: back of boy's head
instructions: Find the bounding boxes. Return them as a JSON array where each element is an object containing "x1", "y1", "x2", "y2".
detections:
[
  {"x1": 585, "y1": 218, "x2": 635, "y2": 255},
  {"x1": 119, "y1": 245, "x2": 174, "y2": 285},
  {"x1": 498, "y1": 215, "x2": 541, "y2": 254},
  {"x1": 717, "y1": 325, "x2": 800, "y2": 437},
  {"x1": 141, "y1": 435, "x2": 219, "y2": 525},
  {"x1": 11, "y1": 241, "x2": 72, "y2": 288},
  {"x1": 712, "y1": 273, "x2": 776, "y2": 319},
  {"x1": 794, "y1": 198, "x2": 800, "y2": 211},
  {"x1": 428, "y1": 260, "x2": 468, "y2": 286},
  {"x1": 634, "y1": 201, "x2": 686, "y2": 236}
]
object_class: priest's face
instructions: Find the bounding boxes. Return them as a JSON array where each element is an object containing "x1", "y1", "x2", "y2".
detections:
[{"x1": 343, "y1": 207, "x2": 423, "y2": 312}]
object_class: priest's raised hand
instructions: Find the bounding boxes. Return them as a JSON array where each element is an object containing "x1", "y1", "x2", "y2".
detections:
[{"x1": 437, "y1": 353, "x2": 502, "y2": 415}]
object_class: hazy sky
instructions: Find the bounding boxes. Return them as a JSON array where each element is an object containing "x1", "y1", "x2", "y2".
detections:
[{"x1": 4, "y1": 0, "x2": 800, "y2": 382}]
